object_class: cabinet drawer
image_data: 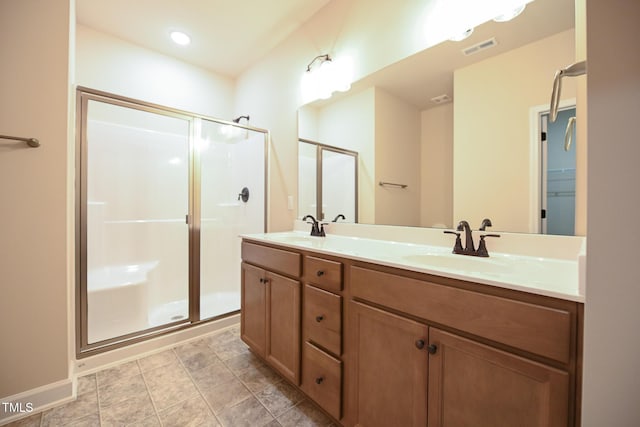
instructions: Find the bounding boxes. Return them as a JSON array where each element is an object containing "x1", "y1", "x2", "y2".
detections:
[
  {"x1": 351, "y1": 266, "x2": 573, "y2": 364},
  {"x1": 304, "y1": 256, "x2": 343, "y2": 292},
  {"x1": 242, "y1": 241, "x2": 301, "y2": 277},
  {"x1": 304, "y1": 285, "x2": 342, "y2": 356},
  {"x1": 301, "y1": 341, "x2": 342, "y2": 420}
]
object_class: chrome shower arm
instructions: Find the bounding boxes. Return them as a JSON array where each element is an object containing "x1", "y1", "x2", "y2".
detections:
[
  {"x1": 550, "y1": 69, "x2": 563, "y2": 122},
  {"x1": 549, "y1": 60, "x2": 586, "y2": 123}
]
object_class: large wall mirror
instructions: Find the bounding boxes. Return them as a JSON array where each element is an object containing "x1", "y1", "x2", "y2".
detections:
[{"x1": 298, "y1": 0, "x2": 582, "y2": 235}]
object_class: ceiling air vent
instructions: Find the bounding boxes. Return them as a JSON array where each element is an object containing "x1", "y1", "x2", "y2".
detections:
[
  {"x1": 462, "y1": 37, "x2": 498, "y2": 56},
  {"x1": 430, "y1": 94, "x2": 451, "y2": 104}
]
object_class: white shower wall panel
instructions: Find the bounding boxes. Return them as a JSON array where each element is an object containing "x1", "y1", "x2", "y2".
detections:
[
  {"x1": 87, "y1": 117, "x2": 190, "y2": 333},
  {"x1": 199, "y1": 129, "x2": 266, "y2": 317}
]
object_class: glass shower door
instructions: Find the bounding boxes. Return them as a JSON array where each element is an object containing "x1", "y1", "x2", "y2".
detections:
[
  {"x1": 83, "y1": 98, "x2": 191, "y2": 345},
  {"x1": 198, "y1": 119, "x2": 266, "y2": 320}
]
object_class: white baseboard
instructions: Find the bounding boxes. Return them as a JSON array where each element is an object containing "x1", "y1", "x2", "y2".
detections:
[
  {"x1": 0, "y1": 378, "x2": 74, "y2": 425},
  {"x1": 75, "y1": 314, "x2": 240, "y2": 375},
  {"x1": 1, "y1": 315, "x2": 240, "y2": 426}
]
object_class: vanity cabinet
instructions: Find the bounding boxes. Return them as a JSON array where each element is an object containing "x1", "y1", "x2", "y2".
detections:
[
  {"x1": 347, "y1": 264, "x2": 578, "y2": 427},
  {"x1": 240, "y1": 242, "x2": 301, "y2": 384},
  {"x1": 240, "y1": 238, "x2": 582, "y2": 427},
  {"x1": 428, "y1": 328, "x2": 569, "y2": 427},
  {"x1": 349, "y1": 301, "x2": 428, "y2": 427},
  {"x1": 300, "y1": 255, "x2": 344, "y2": 420}
]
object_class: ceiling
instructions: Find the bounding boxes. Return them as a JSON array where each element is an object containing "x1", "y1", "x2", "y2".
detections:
[
  {"x1": 76, "y1": 0, "x2": 331, "y2": 78},
  {"x1": 77, "y1": 0, "x2": 574, "y2": 110}
]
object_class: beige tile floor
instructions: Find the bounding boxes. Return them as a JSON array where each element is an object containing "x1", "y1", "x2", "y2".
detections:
[{"x1": 6, "y1": 325, "x2": 335, "y2": 427}]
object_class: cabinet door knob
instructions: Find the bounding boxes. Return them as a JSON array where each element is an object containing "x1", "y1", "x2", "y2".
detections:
[
  {"x1": 315, "y1": 376, "x2": 324, "y2": 385},
  {"x1": 316, "y1": 270, "x2": 325, "y2": 277},
  {"x1": 427, "y1": 344, "x2": 438, "y2": 354},
  {"x1": 259, "y1": 278, "x2": 264, "y2": 283},
  {"x1": 316, "y1": 315, "x2": 325, "y2": 323},
  {"x1": 415, "y1": 339, "x2": 425, "y2": 349}
]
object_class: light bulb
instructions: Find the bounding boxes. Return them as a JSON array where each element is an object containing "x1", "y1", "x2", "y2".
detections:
[
  {"x1": 170, "y1": 31, "x2": 191, "y2": 46},
  {"x1": 493, "y1": 5, "x2": 526, "y2": 22}
]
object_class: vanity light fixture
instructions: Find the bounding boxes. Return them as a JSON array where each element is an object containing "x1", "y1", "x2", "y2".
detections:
[
  {"x1": 170, "y1": 31, "x2": 191, "y2": 46},
  {"x1": 301, "y1": 54, "x2": 353, "y2": 104},
  {"x1": 425, "y1": 0, "x2": 533, "y2": 47},
  {"x1": 493, "y1": 5, "x2": 527, "y2": 22}
]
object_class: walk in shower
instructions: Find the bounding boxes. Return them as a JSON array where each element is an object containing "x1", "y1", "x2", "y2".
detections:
[{"x1": 76, "y1": 88, "x2": 267, "y2": 354}]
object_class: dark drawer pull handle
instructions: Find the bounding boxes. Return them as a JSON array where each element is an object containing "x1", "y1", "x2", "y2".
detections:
[
  {"x1": 316, "y1": 270, "x2": 325, "y2": 277},
  {"x1": 427, "y1": 344, "x2": 438, "y2": 355},
  {"x1": 316, "y1": 315, "x2": 325, "y2": 323},
  {"x1": 415, "y1": 339, "x2": 425, "y2": 350},
  {"x1": 315, "y1": 376, "x2": 324, "y2": 385}
]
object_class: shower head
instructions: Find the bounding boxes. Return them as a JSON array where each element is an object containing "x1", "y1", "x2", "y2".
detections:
[{"x1": 232, "y1": 115, "x2": 250, "y2": 123}]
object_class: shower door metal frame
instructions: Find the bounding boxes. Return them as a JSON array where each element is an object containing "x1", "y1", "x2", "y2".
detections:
[
  {"x1": 299, "y1": 138, "x2": 359, "y2": 222},
  {"x1": 75, "y1": 87, "x2": 269, "y2": 357}
]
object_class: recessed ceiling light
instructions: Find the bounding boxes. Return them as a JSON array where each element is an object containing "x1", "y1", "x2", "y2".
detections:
[{"x1": 170, "y1": 31, "x2": 191, "y2": 46}]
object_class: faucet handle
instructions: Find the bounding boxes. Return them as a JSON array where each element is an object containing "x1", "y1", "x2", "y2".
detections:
[
  {"x1": 444, "y1": 230, "x2": 464, "y2": 254},
  {"x1": 476, "y1": 234, "x2": 500, "y2": 257}
]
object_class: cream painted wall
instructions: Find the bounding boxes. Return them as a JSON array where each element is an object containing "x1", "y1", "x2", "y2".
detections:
[
  {"x1": 235, "y1": 0, "x2": 442, "y2": 231},
  {"x1": 300, "y1": 86, "x2": 420, "y2": 226},
  {"x1": 454, "y1": 30, "x2": 576, "y2": 233},
  {"x1": 374, "y1": 88, "x2": 421, "y2": 226},
  {"x1": 0, "y1": 0, "x2": 72, "y2": 401},
  {"x1": 76, "y1": 25, "x2": 234, "y2": 119},
  {"x1": 421, "y1": 103, "x2": 454, "y2": 228},
  {"x1": 1, "y1": 0, "x2": 638, "y2": 423},
  {"x1": 582, "y1": 0, "x2": 640, "y2": 424},
  {"x1": 317, "y1": 88, "x2": 376, "y2": 224}
]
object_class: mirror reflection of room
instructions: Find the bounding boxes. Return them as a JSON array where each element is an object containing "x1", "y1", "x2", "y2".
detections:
[
  {"x1": 298, "y1": 139, "x2": 358, "y2": 223},
  {"x1": 298, "y1": 0, "x2": 582, "y2": 236}
]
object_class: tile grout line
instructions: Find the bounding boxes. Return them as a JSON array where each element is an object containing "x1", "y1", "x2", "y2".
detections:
[
  {"x1": 174, "y1": 344, "x2": 224, "y2": 426},
  {"x1": 138, "y1": 354, "x2": 167, "y2": 426},
  {"x1": 93, "y1": 374, "x2": 103, "y2": 427},
  {"x1": 209, "y1": 335, "x2": 291, "y2": 426},
  {"x1": 178, "y1": 329, "x2": 282, "y2": 426}
]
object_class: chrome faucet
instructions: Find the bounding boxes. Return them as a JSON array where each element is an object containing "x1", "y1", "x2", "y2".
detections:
[{"x1": 302, "y1": 215, "x2": 326, "y2": 237}]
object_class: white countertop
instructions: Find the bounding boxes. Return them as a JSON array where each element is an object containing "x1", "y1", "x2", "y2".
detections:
[{"x1": 241, "y1": 222, "x2": 586, "y2": 303}]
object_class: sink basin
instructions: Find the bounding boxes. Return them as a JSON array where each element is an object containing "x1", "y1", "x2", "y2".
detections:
[
  {"x1": 266, "y1": 234, "x2": 320, "y2": 244},
  {"x1": 402, "y1": 253, "x2": 504, "y2": 275},
  {"x1": 401, "y1": 251, "x2": 576, "y2": 292},
  {"x1": 242, "y1": 230, "x2": 582, "y2": 300},
  {"x1": 262, "y1": 232, "x2": 361, "y2": 255}
]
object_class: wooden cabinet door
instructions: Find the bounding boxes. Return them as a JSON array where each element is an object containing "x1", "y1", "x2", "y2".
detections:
[
  {"x1": 266, "y1": 271, "x2": 301, "y2": 384},
  {"x1": 428, "y1": 328, "x2": 569, "y2": 427},
  {"x1": 240, "y1": 262, "x2": 266, "y2": 357},
  {"x1": 349, "y1": 301, "x2": 428, "y2": 427}
]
